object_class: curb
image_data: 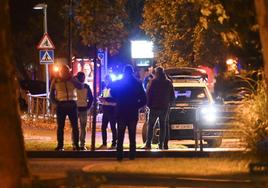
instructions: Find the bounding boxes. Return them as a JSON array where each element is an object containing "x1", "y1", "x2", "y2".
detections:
[{"x1": 27, "y1": 150, "x2": 245, "y2": 158}]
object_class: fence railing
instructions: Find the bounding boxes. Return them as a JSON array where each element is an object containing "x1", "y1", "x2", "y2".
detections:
[{"x1": 27, "y1": 93, "x2": 54, "y2": 118}]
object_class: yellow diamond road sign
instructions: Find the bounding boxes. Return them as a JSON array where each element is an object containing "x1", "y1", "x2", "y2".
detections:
[{"x1": 37, "y1": 33, "x2": 55, "y2": 50}]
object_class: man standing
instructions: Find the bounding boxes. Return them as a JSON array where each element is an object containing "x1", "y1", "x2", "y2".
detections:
[
  {"x1": 50, "y1": 64, "x2": 83, "y2": 151},
  {"x1": 144, "y1": 66, "x2": 175, "y2": 150},
  {"x1": 76, "y1": 72, "x2": 93, "y2": 150},
  {"x1": 111, "y1": 65, "x2": 147, "y2": 161}
]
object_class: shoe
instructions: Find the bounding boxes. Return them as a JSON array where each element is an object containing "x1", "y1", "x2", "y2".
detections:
[
  {"x1": 98, "y1": 144, "x2": 107, "y2": 150},
  {"x1": 55, "y1": 146, "x2": 64, "y2": 151},
  {"x1": 157, "y1": 144, "x2": 163, "y2": 150},
  {"x1": 163, "y1": 145, "x2": 169, "y2": 150},
  {"x1": 73, "y1": 146, "x2": 80, "y2": 151},
  {"x1": 141, "y1": 145, "x2": 151, "y2": 150},
  {"x1": 109, "y1": 145, "x2": 116, "y2": 150},
  {"x1": 80, "y1": 146, "x2": 88, "y2": 151}
]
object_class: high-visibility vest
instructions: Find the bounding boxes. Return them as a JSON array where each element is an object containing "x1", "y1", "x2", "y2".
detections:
[
  {"x1": 102, "y1": 87, "x2": 116, "y2": 106},
  {"x1": 103, "y1": 88, "x2": 111, "y2": 98}
]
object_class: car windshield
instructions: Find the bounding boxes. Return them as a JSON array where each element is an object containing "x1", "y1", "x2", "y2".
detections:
[{"x1": 174, "y1": 87, "x2": 208, "y2": 103}]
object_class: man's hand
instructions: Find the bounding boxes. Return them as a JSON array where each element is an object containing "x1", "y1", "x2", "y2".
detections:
[{"x1": 99, "y1": 97, "x2": 106, "y2": 103}]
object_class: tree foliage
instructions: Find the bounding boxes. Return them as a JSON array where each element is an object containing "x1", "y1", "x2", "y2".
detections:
[
  {"x1": 222, "y1": 0, "x2": 262, "y2": 70},
  {"x1": 235, "y1": 73, "x2": 268, "y2": 161},
  {"x1": 74, "y1": 0, "x2": 128, "y2": 55},
  {"x1": 141, "y1": 0, "x2": 240, "y2": 68}
]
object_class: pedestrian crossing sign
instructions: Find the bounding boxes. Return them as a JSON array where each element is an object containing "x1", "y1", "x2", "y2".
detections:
[
  {"x1": 39, "y1": 50, "x2": 54, "y2": 64},
  {"x1": 37, "y1": 33, "x2": 55, "y2": 50}
]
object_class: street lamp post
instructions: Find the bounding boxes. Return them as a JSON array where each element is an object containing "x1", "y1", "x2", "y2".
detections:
[
  {"x1": 34, "y1": 3, "x2": 50, "y2": 114},
  {"x1": 68, "y1": 0, "x2": 73, "y2": 70}
]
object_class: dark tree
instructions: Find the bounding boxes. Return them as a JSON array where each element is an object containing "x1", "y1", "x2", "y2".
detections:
[{"x1": 0, "y1": 1, "x2": 29, "y2": 187}]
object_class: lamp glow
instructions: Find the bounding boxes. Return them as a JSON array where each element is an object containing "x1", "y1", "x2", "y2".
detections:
[{"x1": 33, "y1": 3, "x2": 47, "y2": 10}]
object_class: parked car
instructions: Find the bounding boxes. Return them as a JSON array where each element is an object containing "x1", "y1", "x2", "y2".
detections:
[{"x1": 142, "y1": 68, "x2": 223, "y2": 147}]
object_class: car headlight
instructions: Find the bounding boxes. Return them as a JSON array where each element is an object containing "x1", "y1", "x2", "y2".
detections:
[{"x1": 200, "y1": 105, "x2": 217, "y2": 123}]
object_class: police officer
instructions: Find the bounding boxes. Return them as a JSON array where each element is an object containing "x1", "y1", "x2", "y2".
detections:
[{"x1": 99, "y1": 75, "x2": 117, "y2": 149}]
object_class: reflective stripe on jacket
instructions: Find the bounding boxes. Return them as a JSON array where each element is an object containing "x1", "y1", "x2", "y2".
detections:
[{"x1": 102, "y1": 87, "x2": 116, "y2": 106}]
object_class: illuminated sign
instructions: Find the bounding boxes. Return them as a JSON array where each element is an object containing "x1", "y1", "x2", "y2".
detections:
[
  {"x1": 73, "y1": 58, "x2": 94, "y2": 90},
  {"x1": 131, "y1": 40, "x2": 153, "y2": 59},
  {"x1": 135, "y1": 59, "x2": 151, "y2": 67}
]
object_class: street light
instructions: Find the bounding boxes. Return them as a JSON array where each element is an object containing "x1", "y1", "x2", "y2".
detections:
[
  {"x1": 33, "y1": 4, "x2": 47, "y2": 33},
  {"x1": 33, "y1": 3, "x2": 50, "y2": 113}
]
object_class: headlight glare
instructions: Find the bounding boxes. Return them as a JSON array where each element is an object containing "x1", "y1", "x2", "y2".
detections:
[{"x1": 200, "y1": 105, "x2": 217, "y2": 123}]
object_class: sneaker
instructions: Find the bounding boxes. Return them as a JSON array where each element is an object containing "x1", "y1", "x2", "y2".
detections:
[
  {"x1": 55, "y1": 146, "x2": 64, "y2": 151},
  {"x1": 80, "y1": 146, "x2": 88, "y2": 151},
  {"x1": 98, "y1": 144, "x2": 107, "y2": 150},
  {"x1": 141, "y1": 145, "x2": 151, "y2": 150}
]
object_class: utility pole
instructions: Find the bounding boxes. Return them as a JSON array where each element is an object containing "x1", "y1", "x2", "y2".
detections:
[
  {"x1": 68, "y1": 0, "x2": 73, "y2": 69},
  {"x1": 91, "y1": 2, "x2": 98, "y2": 151},
  {"x1": 91, "y1": 47, "x2": 97, "y2": 151}
]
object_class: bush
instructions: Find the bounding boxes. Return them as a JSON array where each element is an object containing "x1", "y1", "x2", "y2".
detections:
[{"x1": 235, "y1": 72, "x2": 268, "y2": 161}]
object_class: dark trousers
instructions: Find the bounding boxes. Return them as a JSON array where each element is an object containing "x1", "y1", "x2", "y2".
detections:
[
  {"x1": 146, "y1": 108, "x2": 169, "y2": 148},
  {"x1": 117, "y1": 119, "x2": 138, "y2": 160},
  {"x1": 101, "y1": 107, "x2": 117, "y2": 146},
  {"x1": 164, "y1": 109, "x2": 170, "y2": 147},
  {"x1": 56, "y1": 101, "x2": 79, "y2": 148}
]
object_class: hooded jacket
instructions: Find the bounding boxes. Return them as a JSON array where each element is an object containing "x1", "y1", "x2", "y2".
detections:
[
  {"x1": 111, "y1": 74, "x2": 147, "y2": 121},
  {"x1": 147, "y1": 74, "x2": 175, "y2": 110}
]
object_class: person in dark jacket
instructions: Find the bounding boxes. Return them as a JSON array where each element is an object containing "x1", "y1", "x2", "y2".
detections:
[
  {"x1": 144, "y1": 66, "x2": 175, "y2": 150},
  {"x1": 111, "y1": 65, "x2": 147, "y2": 161},
  {"x1": 76, "y1": 72, "x2": 93, "y2": 150},
  {"x1": 50, "y1": 64, "x2": 84, "y2": 151}
]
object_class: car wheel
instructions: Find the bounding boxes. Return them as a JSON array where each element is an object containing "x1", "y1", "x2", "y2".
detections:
[{"x1": 206, "y1": 138, "x2": 222, "y2": 148}]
